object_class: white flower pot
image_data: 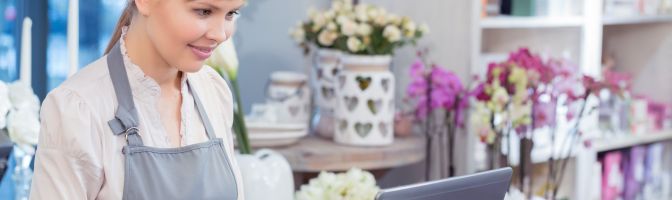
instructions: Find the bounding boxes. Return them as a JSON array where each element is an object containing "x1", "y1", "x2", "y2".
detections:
[
  {"x1": 334, "y1": 54, "x2": 395, "y2": 146},
  {"x1": 235, "y1": 149, "x2": 294, "y2": 200},
  {"x1": 312, "y1": 48, "x2": 343, "y2": 138},
  {"x1": 267, "y1": 71, "x2": 311, "y2": 124}
]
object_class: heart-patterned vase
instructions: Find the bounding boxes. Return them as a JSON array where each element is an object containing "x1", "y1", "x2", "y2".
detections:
[
  {"x1": 266, "y1": 71, "x2": 311, "y2": 124},
  {"x1": 235, "y1": 149, "x2": 294, "y2": 200},
  {"x1": 312, "y1": 48, "x2": 343, "y2": 138},
  {"x1": 334, "y1": 54, "x2": 395, "y2": 146}
]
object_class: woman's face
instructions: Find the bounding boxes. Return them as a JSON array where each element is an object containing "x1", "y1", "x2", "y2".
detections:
[{"x1": 138, "y1": 0, "x2": 244, "y2": 72}]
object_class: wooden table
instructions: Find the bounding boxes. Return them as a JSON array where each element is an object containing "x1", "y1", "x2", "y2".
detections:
[{"x1": 273, "y1": 135, "x2": 426, "y2": 187}]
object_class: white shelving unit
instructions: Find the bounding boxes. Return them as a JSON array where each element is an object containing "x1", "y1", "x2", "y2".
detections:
[
  {"x1": 480, "y1": 16, "x2": 585, "y2": 29},
  {"x1": 592, "y1": 130, "x2": 672, "y2": 152},
  {"x1": 469, "y1": 1, "x2": 672, "y2": 199},
  {"x1": 603, "y1": 15, "x2": 672, "y2": 25}
]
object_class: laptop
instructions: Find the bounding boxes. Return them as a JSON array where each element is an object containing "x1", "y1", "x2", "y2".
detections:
[{"x1": 376, "y1": 167, "x2": 513, "y2": 200}]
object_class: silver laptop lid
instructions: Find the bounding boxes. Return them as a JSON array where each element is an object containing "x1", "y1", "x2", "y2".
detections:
[{"x1": 376, "y1": 167, "x2": 512, "y2": 200}]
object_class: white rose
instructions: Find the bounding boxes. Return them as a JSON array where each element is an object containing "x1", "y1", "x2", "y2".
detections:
[
  {"x1": 355, "y1": 4, "x2": 370, "y2": 22},
  {"x1": 342, "y1": 1, "x2": 353, "y2": 12},
  {"x1": 331, "y1": 1, "x2": 343, "y2": 12},
  {"x1": 7, "y1": 108, "x2": 40, "y2": 146},
  {"x1": 296, "y1": 184, "x2": 325, "y2": 200},
  {"x1": 374, "y1": 14, "x2": 388, "y2": 26},
  {"x1": 289, "y1": 26, "x2": 305, "y2": 43},
  {"x1": 341, "y1": 20, "x2": 358, "y2": 36},
  {"x1": 403, "y1": 20, "x2": 417, "y2": 37},
  {"x1": 317, "y1": 30, "x2": 338, "y2": 46},
  {"x1": 356, "y1": 23, "x2": 372, "y2": 36},
  {"x1": 419, "y1": 23, "x2": 430, "y2": 34},
  {"x1": 311, "y1": 13, "x2": 327, "y2": 32},
  {"x1": 383, "y1": 25, "x2": 402, "y2": 42},
  {"x1": 8, "y1": 81, "x2": 39, "y2": 115},
  {"x1": 326, "y1": 22, "x2": 337, "y2": 31},
  {"x1": 336, "y1": 15, "x2": 349, "y2": 25},
  {"x1": 367, "y1": 7, "x2": 380, "y2": 20},
  {"x1": 347, "y1": 37, "x2": 363, "y2": 53},
  {"x1": 0, "y1": 82, "x2": 10, "y2": 129},
  {"x1": 387, "y1": 14, "x2": 401, "y2": 26},
  {"x1": 324, "y1": 10, "x2": 335, "y2": 20},
  {"x1": 307, "y1": 7, "x2": 318, "y2": 19}
]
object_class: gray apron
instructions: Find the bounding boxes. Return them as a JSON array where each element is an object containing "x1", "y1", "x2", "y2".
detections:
[{"x1": 105, "y1": 42, "x2": 238, "y2": 200}]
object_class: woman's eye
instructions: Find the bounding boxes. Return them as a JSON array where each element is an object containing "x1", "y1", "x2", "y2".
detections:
[
  {"x1": 225, "y1": 10, "x2": 240, "y2": 20},
  {"x1": 195, "y1": 9, "x2": 213, "y2": 17}
]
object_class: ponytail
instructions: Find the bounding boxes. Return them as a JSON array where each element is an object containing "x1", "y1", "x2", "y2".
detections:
[{"x1": 105, "y1": 2, "x2": 136, "y2": 54}]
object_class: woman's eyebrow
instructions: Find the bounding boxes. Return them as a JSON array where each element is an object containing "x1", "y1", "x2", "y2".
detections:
[{"x1": 189, "y1": 0, "x2": 244, "y2": 11}]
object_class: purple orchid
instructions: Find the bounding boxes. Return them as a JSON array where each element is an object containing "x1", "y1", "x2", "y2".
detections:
[{"x1": 406, "y1": 59, "x2": 467, "y2": 126}]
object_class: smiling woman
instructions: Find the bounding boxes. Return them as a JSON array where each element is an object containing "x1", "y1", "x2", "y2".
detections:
[{"x1": 29, "y1": 0, "x2": 246, "y2": 199}]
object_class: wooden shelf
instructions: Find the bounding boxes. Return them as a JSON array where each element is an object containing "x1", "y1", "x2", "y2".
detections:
[
  {"x1": 273, "y1": 136, "x2": 426, "y2": 173},
  {"x1": 603, "y1": 15, "x2": 672, "y2": 26},
  {"x1": 591, "y1": 130, "x2": 672, "y2": 152},
  {"x1": 480, "y1": 16, "x2": 584, "y2": 29}
]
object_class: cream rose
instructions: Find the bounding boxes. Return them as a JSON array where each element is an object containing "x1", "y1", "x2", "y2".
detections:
[
  {"x1": 317, "y1": 30, "x2": 338, "y2": 46},
  {"x1": 355, "y1": 4, "x2": 369, "y2": 22},
  {"x1": 403, "y1": 20, "x2": 417, "y2": 37},
  {"x1": 356, "y1": 23, "x2": 372, "y2": 36},
  {"x1": 340, "y1": 20, "x2": 358, "y2": 36},
  {"x1": 289, "y1": 26, "x2": 305, "y2": 43},
  {"x1": 383, "y1": 25, "x2": 402, "y2": 42},
  {"x1": 347, "y1": 37, "x2": 363, "y2": 53}
]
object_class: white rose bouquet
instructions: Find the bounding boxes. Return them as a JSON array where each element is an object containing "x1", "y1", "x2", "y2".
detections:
[
  {"x1": 0, "y1": 81, "x2": 40, "y2": 151},
  {"x1": 290, "y1": 0, "x2": 428, "y2": 55},
  {"x1": 295, "y1": 168, "x2": 380, "y2": 200}
]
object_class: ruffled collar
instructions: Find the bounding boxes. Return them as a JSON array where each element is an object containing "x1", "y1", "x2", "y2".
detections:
[{"x1": 119, "y1": 26, "x2": 188, "y2": 102}]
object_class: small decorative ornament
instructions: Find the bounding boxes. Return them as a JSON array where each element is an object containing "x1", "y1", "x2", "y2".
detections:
[
  {"x1": 312, "y1": 48, "x2": 343, "y2": 138},
  {"x1": 266, "y1": 71, "x2": 311, "y2": 124}
]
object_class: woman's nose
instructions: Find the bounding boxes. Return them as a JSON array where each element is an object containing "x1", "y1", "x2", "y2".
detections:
[{"x1": 208, "y1": 21, "x2": 235, "y2": 45}]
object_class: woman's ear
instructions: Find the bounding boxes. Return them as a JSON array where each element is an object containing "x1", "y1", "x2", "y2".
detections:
[{"x1": 134, "y1": 0, "x2": 153, "y2": 16}]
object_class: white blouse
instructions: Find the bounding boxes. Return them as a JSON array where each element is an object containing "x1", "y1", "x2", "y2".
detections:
[{"x1": 29, "y1": 32, "x2": 244, "y2": 200}]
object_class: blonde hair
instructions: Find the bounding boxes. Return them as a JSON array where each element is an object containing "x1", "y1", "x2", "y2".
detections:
[{"x1": 105, "y1": 2, "x2": 136, "y2": 54}]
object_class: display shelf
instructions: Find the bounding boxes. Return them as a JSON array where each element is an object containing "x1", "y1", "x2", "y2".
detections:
[
  {"x1": 591, "y1": 130, "x2": 672, "y2": 152},
  {"x1": 480, "y1": 16, "x2": 585, "y2": 29},
  {"x1": 603, "y1": 15, "x2": 672, "y2": 26}
]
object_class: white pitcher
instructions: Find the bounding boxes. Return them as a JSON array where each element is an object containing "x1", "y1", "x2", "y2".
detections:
[{"x1": 235, "y1": 149, "x2": 294, "y2": 200}]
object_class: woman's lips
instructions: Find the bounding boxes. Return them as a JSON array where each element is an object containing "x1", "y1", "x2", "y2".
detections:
[{"x1": 189, "y1": 44, "x2": 214, "y2": 60}]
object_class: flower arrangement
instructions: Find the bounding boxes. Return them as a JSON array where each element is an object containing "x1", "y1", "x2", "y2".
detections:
[
  {"x1": 205, "y1": 39, "x2": 252, "y2": 154},
  {"x1": 0, "y1": 81, "x2": 40, "y2": 151},
  {"x1": 295, "y1": 168, "x2": 380, "y2": 200},
  {"x1": 290, "y1": 0, "x2": 428, "y2": 55},
  {"x1": 470, "y1": 48, "x2": 542, "y2": 146},
  {"x1": 404, "y1": 50, "x2": 467, "y2": 179},
  {"x1": 470, "y1": 47, "x2": 633, "y2": 198}
]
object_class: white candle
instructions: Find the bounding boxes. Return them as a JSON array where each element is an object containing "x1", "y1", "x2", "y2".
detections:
[
  {"x1": 68, "y1": 0, "x2": 79, "y2": 77},
  {"x1": 20, "y1": 17, "x2": 32, "y2": 85}
]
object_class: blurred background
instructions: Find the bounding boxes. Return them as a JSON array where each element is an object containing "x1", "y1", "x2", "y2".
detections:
[{"x1": 2, "y1": 0, "x2": 672, "y2": 199}]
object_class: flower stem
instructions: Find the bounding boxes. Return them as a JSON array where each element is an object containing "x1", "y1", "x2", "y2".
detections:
[
  {"x1": 230, "y1": 78, "x2": 252, "y2": 154},
  {"x1": 552, "y1": 91, "x2": 590, "y2": 197}
]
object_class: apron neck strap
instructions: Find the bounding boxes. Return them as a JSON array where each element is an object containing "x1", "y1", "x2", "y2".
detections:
[
  {"x1": 106, "y1": 42, "x2": 144, "y2": 146},
  {"x1": 188, "y1": 81, "x2": 217, "y2": 140}
]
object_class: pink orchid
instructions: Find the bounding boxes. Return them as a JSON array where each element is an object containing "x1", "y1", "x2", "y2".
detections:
[{"x1": 406, "y1": 60, "x2": 467, "y2": 126}]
